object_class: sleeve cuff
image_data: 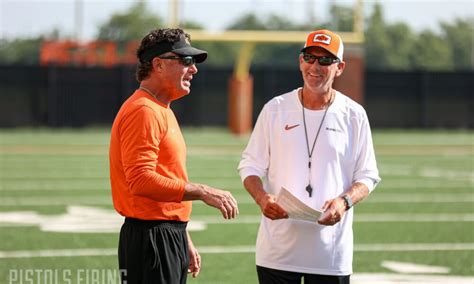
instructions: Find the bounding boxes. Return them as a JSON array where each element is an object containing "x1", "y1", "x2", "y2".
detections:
[
  {"x1": 355, "y1": 178, "x2": 378, "y2": 193},
  {"x1": 239, "y1": 168, "x2": 264, "y2": 183},
  {"x1": 176, "y1": 180, "x2": 187, "y2": 201}
]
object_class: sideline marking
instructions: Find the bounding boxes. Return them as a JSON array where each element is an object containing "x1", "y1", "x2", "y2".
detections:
[
  {"x1": 355, "y1": 243, "x2": 474, "y2": 252},
  {"x1": 196, "y1": 214, "x2": 474, "y2": 223},
  {"x1": 352, "y1": 273, "x2": 473, "y2": 284},
  {"x1": 1, "y1": 243, "x2": 473, "y2": 259},
  {"x1": 0, "y1": 206, "x2": 206, "y2": 233},
  {"x1": 0, "y1": 207, "x2": 473, "y2": 234},
  {"x1": 381, "y1": 260, "x2": 450, "y2": 274},
  {"x1": 0, "y1": 193, "x2": 473, "y2": 206}
]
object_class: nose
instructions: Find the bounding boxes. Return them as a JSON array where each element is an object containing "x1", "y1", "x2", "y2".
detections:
[
  {"x1": 188, "y1": 63, "x2": 198, "y2": 74},
  {"x1": 311, "y1": 59, "x2": 325, "y2": 70},
  {"x1": 307, "y1": 61, "x2": 320, "y2": 72}
]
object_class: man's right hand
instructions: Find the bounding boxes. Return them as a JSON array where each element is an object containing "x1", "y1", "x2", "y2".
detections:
[
  {"x1": 184, "y1": 183, "x2": 239, "y2": 219},
  {"x1": 242, "y1": 175, "x2": 288, "y2": 220},
  {"x1": 256, "y1": 193, "x2": 288, "y2": 220}
]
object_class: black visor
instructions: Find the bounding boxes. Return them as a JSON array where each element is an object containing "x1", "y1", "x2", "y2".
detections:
[{"x1": 139, "y1": 35, "x2": 207, "y2": 63}]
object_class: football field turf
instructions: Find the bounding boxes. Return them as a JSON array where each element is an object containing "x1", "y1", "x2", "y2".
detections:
[{"x1": 0, "y1": 128, "x2": 473, "y2": 283}]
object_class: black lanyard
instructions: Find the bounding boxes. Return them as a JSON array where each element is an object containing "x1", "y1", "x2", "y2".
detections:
[{"x1": 301, "y1": 88, "x2": 334, "y2": 197}]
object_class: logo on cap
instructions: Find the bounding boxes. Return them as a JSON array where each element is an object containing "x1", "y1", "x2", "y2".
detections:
[{"x1": 313, "y1": 34, "x2": 331, "y2": 45}]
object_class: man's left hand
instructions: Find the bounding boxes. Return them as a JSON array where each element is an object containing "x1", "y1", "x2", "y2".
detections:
[
  {"x1": 188, "y1": 243, "x2": 201, "y2": 278},
  {"x1": 317, "y1": 197, "x2": 346, "y2": 226}
]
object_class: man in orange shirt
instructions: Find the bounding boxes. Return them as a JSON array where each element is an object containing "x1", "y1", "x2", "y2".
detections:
[{"x1": 109, "y1": 28, "x2": 239, "y2": 284}]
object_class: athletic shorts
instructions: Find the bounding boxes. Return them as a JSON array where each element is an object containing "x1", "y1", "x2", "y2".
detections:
[{"x1": 118, "y1": 217, "x2": 188, "y2": 284}]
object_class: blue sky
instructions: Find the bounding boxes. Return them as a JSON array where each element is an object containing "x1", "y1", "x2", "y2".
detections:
[{"x1": 0, "y1": 0, "x2": 472, "y2": 40}]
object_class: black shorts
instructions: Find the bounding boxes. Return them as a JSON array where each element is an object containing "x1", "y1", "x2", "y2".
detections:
[
  {"x1": 118, "y1": 217, "x2": 188, "y2": 284},
  {"x1": 257, "y1": 265, "x2": 350, "y2": 284}
]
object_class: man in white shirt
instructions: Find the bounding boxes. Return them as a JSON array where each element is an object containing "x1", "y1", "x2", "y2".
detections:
[{"x1": 238, "y1": 29, "x2": 381, "y2": 284}]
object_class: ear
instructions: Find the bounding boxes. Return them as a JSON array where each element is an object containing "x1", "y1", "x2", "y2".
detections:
[
  {"x1": 335, "y1": 61, "x2": 345, "y2": 77},
  {"x1": 151, "y1": 57, "x2": 163, "y2": 73},
  {"x1": 298, "y1": 54, "x2": 304, "y2": 71}
]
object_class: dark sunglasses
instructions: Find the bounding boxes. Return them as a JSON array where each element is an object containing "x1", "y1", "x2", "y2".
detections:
[
  {"x1": 158, "y1": 55, "x2": 196, "y2": 67},
  {"x1": 302, "y1": 53, "x2": 340, "y2": 66}
]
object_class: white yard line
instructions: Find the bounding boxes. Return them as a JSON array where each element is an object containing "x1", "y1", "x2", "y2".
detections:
[
  {"x1": 379, "y1": 164, "x2": 474, "y2": 182},
  {"x1": 0, "y1": 193, "x2": 473, "y2": 206},
  {"x1": 352, "y1": 273, "x2": 474, "y2": 284},
  {"x1": 0, "y1": 248, "x2": 116, "y2": 258},
  {"x1": 355, "y1": 214, "x2": 474, "y2": 222},
  {"x1": 0, "y1": 198, "x2": 112, "y2": 206},
  {"x1": 0, "y1": 211, "x2": 473, "y2": 233},
  {"x1": 2, "y1": 182, "x2": 469, "y2": 191},
  {"x1": 355, "y1": 243, "x2": 474, "y2": 252},
  {"x1": 193, "y1": 214, "x2": 474, "y2": 224},
  {"x1": 381, "y1": 261, "x2": 450, "y2": 274},
  {"x1": 1, "y1": 243, "x2": 473, "y2": 259},
  {"x1": 367, "y1": 194, "x2": 474, "y2": 203}
]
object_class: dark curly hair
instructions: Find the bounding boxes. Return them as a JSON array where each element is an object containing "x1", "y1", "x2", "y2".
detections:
[{"x1": 135, "y1": 28, "x2": 191, "y2": 82}]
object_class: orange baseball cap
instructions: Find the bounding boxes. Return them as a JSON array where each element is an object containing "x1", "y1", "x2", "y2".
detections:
[{"x1": 301, "y1": 29, "x2": 344, "y2": 60}]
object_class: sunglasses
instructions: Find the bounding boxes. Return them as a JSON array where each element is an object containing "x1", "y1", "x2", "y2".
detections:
[
  {"x1": 302, "y1": 53, "x2": 340, "y2": 66},
  {"x1": 158, "y1": 55, "x2": 196, "y2": 67}
]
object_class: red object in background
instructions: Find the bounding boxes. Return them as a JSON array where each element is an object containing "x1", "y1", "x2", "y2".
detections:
[{"x1": 40, "y1": 40, "x2": 140, "y2": 67}]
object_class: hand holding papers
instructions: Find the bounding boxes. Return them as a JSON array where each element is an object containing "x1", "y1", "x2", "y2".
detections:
[{"x1": 276, "y1": 187, "x2": 322, "y2": 222}]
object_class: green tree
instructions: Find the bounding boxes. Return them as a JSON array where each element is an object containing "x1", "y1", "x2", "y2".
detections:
[
  {"x1": 384, "y1": 23, "x2": 416, "y2": 70},
  {"x1": 365, "y1": 3, "x2": 417, "y2": 70},
  {"x1": 440, "y1": 18, "x2": 474, "y2": 70},
  {"x1": 193, "y1": 41, "x2": 240, "y2": 66},
  {"x1": 0, "y1": 38, "x2": 43, "y2": 64},
  {"x1": 329, "y1": 4, "x2": 354, "y2": 32},
  {"x1": 259, "y1": 15, "x2": 302, "y2": 66},
  {"x1": 181, "y1": 20, "x2": 204, "y2": 30},
  {"x1": 224, "y1": 13, "x2": 308, "y2": 66},
  {"x1": 180, "y1": 18, "x2": 239, "y2": 66},
  {"x1": 0, "y1": 29, "x2": 63, "y2": 64},
  {"x1": 227, "y1": 13, "x2": 267, "y2": 30},
  {"x1": 365, "y1": 2, "x2": 391, "y2": 70},
  {"x1": 411, "y1": 30, "x2": 453, "y2": 70},
  {"x1": 364, "y1": 2, "x2": 473, "y2": 71},
  {"x1": 96, "y1": 1, "x2": 163, "y2": 43},
  {"x1": 265, "y1": 14, "x2": 300, "y2": 31}
]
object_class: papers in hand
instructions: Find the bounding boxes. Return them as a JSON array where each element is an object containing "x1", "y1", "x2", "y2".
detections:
[{"x1": 276, "y1": 187, "x2": 322, "y2": 222}]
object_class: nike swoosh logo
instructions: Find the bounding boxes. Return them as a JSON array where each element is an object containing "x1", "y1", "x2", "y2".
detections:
[{"x1": 284, "y1": 124, "x2": 300, "y2": 131}]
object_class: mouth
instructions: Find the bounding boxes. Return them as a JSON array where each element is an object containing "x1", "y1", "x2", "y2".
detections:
[
  {"x1": 183, "y1": 77, "x2": 192, "y2": 87},
  {"x1": 308, "y1": 72, "x2": 322, "y2": 78}
]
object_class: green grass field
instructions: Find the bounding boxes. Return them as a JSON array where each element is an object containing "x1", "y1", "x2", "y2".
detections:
[{"x1": 0, "y1": 128, "x2": 473, "y2": 283}]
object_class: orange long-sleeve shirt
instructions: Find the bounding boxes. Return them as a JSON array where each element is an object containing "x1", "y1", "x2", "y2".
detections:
[{"x1": 109, "y1": 89, "x2": 191, "y2": 221}]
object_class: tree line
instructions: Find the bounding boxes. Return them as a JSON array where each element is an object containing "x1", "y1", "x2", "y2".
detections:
[{"x1": 0, "y1": 2, "x2": 472, "y2": 70}]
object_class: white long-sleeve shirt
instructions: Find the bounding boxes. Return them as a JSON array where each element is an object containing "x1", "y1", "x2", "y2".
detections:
[{"x1": 238, "y1": 88, "x2": 381, "y2": 276}]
